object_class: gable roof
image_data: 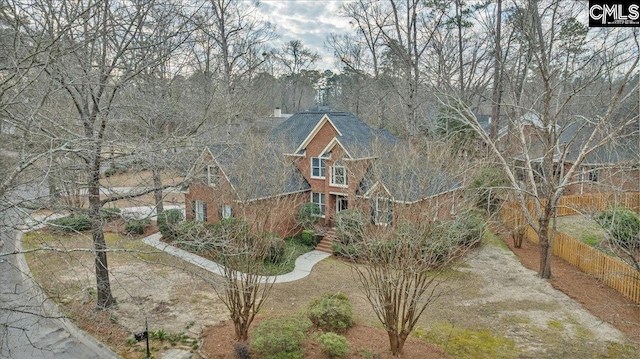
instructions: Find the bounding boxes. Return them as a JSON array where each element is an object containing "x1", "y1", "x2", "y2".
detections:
[
  {"x1": 356, "y1": 144, "x2": 462, "y2": 203},
  {"x1": 557, "y1": 121, "x2": 639, "y2": 165},
  {"x1": 269, "y1": 110, "x2": 396, "y2": 158},
  {"x1": 206, "y1": 143, "x2": 311, "y2": 201}
]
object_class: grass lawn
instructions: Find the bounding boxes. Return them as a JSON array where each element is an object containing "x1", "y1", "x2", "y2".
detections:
[
  {"x1": 261, "y1": 237, "x2": 315, "y2": 275},
  {"x1": 555, "y1": 215, "x2": 607, "y2": 247}
]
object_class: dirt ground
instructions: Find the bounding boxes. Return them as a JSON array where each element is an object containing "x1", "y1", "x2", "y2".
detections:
[
  {"x1": 495, "y1": 223, "x2": 640, "y2": 343},
  {"x1": 23, "y1": 222, "x2": 640, "y2": 359}
]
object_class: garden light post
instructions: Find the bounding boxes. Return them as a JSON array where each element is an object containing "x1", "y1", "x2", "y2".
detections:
[{"x1": 134, "y1": 317, "x2": 150, "y2": 358}]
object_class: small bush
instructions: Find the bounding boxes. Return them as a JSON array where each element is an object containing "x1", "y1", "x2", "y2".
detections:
[
  {"x1": 296, "y1": 202, "x2": 321, "y2": 229},
  {"x1": 308, "y1": 293, "x2": 354, "y2": 333},
  {"x1": 262, "y1": 232, "x2": 284, "y2": 264},
  {"x1": 300, "y1": 230, "x2": 315, "y2": 246},
  {"x1": 233, "y1": 342, "x2": 251, "y2": 359},
  {"x1": 449, "y1": 210, "x2": 486, "y2": 247},
  {"x1": 157, "y1": 209, "x2": 183, "y2": 240},
  {"x1": 100, "y1": 207, "x2": 121, "y2": 221},
  {"x1": 47, "y1": 215, "x2": 92, "y2": 232},
  {"x1": 104, "y1": 168, "x2": 116, "y2": 177},
  {"x1": 318, "y1": 332, "x2": 350, "y2": 358},
  {"x1": 331, "y1": 242, "x2": 361, "y2": 259},
  {"x1": 125, "y1": 218, "x2": 150, "y2": 235},
  {"x1": 251, "y1": 316, "x2": 311, "y2": 359},
  {"x1": 468, "y1": 167, "x2": 509, "y2": 214},
  {"x1": 335, "y1": 210, "x2": 367, "y2": 246},
  {"x1": 597, "y1": 208, "x2": 640, "y2": 250},
  {"x1": 175, "y1": 220, "x2": 217, "y2": 252}
]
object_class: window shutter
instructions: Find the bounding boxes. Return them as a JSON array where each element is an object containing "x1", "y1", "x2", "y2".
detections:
[
  {"x1": 218, "y1": 205, "x2": 223, "y2": 220},
  {"x1": 387, "y1": 199, "x2": 393, "y2": 226},
  {"x1": 202, "y1": 203, "x2": 207, "y2": 221},
  {"x1": 370, "y1": 199, "x2": 376, "y2": 225},
  {"x1": 190, "y1": 201, "x2": 196, "y2": 220}
]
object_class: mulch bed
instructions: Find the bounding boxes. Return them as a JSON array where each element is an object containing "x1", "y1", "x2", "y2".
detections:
[{"x1": 200, "y1": 318, "x2": 450, "y2": 359}]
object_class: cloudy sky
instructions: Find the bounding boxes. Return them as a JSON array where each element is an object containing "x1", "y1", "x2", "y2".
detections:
[{"x1": 256, "y1": 0, "x2": 354, "y2": 70}]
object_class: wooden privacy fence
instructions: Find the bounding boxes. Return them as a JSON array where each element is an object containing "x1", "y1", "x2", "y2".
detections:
[{"x1": 500, "y1": 192, "x2": 640, "y2": 304}]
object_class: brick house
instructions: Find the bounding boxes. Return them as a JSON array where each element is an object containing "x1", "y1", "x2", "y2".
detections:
[
  {"x1": 185, "y1": 110, "x2": 462, "y2": 237},
  {"x1": 477, "y1": 112, "x2": 639, "y2": 195}
]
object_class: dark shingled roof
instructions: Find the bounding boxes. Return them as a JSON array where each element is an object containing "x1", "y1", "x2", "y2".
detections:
[
  {"x1": 557, "y1": 121, "x2": 639, "y2": 165},
  {"x1": 207, "y1": 143, "x2": 311, "y2": 201},
  {"x1": 269, "y1": 111, "x2": 396, "y2": 157}
]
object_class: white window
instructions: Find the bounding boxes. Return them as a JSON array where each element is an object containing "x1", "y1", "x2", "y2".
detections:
[
  {"x1": 192, "y1": 200, "x2": 207, "y2": 222},
  {"x1": 372, "y1": 195, "x2": 393, "y2": 226},
  {"x1": 206, "y1": 165, "x2": 219, "y2": 186},
  {"x1": 222, "y1": 205, "x2": 233, "y2": 219},
  {"x1": 330, "y1": 162, "x2": 348, "y2": 187},
  {"x1": 311, "y1": 192, "x2": 326, "y2": 216},
  {"x1": 311, "y1": 157, "x2": 326, "y2": 178},
  {"x1": 587, "y1": 168, "x2": 599, "y2": 182}
]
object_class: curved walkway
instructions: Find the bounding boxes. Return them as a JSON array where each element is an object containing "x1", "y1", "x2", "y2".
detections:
[{"x1": 141, "y1": 233, "x2": 331, "y2": 283}]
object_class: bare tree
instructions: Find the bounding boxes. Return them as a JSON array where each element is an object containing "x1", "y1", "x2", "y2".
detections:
[
  {"x1": 332, "y1": 143, "x2": 481, "y2": 355},
  {"x1": 441, "y1": 0, "x2": 639, "y2": 279},
  {"x1": 9, "y1": 0, "x2": 192, "y2": 308}
]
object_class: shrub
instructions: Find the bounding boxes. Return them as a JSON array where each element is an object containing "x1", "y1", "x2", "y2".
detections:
[
  {"x1": 307, "y1": 293, "x2": 354, "y2": 333},
  {"x1": 318, "y1": 332, "x2": 350, "y2": 358},
  {"x1": 175, "y1": 221, "x2": 217, "y2": 252},
  {"x1": 251, "y1": 316, "x2": 311, "y2": 359},
  {"x1": 262, "y1": 232, "x2": 284, "y2": 264},
  {"x1": 100, "y1": 207, "x2": 121, "y2": 221},
  {"x1": 468, "y1": 167, "x2": 508, "y2": 214},
  {"x1": 104, "y1": 168, "x2": 116, "y2": 177},
  {"x1": 449, "y1": 210, "x2": 486, "y2": 247},
  {"x1": 331, "y1": 242, "x2": 361, "y2": 259},
  {"x1": 233, "y1": 342, "x2": 251, "y2": 359},
  {"x1": 47, "y1": 215, "x2": 91, "y2": 232},
  {"x1": 300, "y1": 230, "x2": 316, "y2": 246},
  {"x1": 125, "y1": 218, "x2": 150, "y2": 235},
  {"x1": 597, "y1": 208, "x2": 640, "y2": 250},
  {"x1": 335, "y1": 210, "x2": 367, "y2": 246},
  {"x1": 296, "y1": 202, "x2": 321, "y2": 229},
  {"x1": 157, "y1": 209, "x2": 183, "y2": 240}
]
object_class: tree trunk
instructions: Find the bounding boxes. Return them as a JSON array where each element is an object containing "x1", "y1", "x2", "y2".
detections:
[
  {"x1": 88, "y1": 165, "x2": 115, "y2": 308},
  {"x1": 538, "y1": 216, "x2": 552, "y2": 279},
  {"x1": 152, "y1": 168, "x2": 164, "y2": 214},
  {"x1": 490, "y1": 0, "x2": 502, "y2": 140}
]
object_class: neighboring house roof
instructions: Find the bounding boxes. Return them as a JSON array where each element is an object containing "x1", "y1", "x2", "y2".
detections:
[
  {"x1": 206, "y1": 143, "x2": 311, "y2": 201},
  {"x1": 558, "y1": 121, "x2": 639, "y2": 165},
  {"x1": 269, "y1": 110, "x2": 396, "y2": 158}
]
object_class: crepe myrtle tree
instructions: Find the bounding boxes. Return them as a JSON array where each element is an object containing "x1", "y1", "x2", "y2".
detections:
[
  {"x1": 439, "y1": 0, "x2": 639, "y2": 279},
  {"x1": 336, "y1": 212, "x2": 484, "y2": 355},
  {"x1": 178, "y1": 137, "x2": 306, "y2": 341},
  {"x1": 331, "y1": 142, "x2": 481, "y2": 355}
]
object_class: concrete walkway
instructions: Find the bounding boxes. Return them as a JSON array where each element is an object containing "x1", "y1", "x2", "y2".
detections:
[{"x1": 142, "y1": 233, "x2": 331, "y2": 283}]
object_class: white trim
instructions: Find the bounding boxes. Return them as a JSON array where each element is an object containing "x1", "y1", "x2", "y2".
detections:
[
  {"x1": 294, "y1": 114, "x2": 342, "y2": 154},
  {"x1": 311, "y1": 192, "x2": 326, "y2": 217},
  {"x1": 330, "y1": 162, "x2": 348, "y2": 188},
  {"x1": 240, "y1": 189, "x2": 311, "y2": 203},
  {"x1": 329, "y1": 191, "x2": 348, "y2": 196},
  {"x1": 311, "y1": 157, "x2": 326, "y2": 179},
  {"x1": 361, "y1": 182, "x2": 461, "y2": 205},
  {"x1": 335, "y1": 195, "x2": 348, "y2": 214},
  {"x1": 319, "y1": 137, "x2": 352, "y2": 159}
]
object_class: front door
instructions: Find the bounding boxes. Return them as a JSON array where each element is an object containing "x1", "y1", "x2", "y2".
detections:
[{"x1": 336, "y1": 195, "x2": 348, "y2": 214}]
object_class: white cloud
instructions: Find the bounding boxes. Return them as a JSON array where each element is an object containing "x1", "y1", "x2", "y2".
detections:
[{"x1": 257, "y1": 0, "x2": 355, "y2": 70}]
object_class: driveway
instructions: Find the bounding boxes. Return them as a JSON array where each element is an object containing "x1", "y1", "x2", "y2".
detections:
[{"x1": 0, "y1": 208, "x2": 119, "y2": 358}]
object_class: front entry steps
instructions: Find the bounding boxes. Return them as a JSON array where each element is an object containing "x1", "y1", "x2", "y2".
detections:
[{"x1": 315, "y1": 227, "x2": 336, "y2": 254}]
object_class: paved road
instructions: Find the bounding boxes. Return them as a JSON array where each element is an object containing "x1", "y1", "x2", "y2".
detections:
[{"x1": 1, "y1": 208, "x2": 120, "y2": 358}]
